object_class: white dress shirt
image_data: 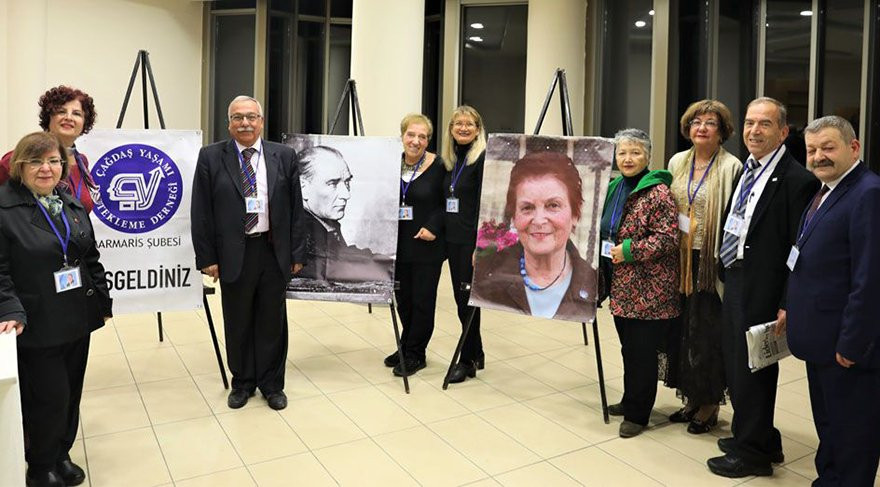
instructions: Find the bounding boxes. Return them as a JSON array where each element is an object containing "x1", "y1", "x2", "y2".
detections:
[
  {"x1": 818, "y1": 160, "x2": 861, "y2": 208},
  {"x1": 234, "y1": 139, "x2": 270, "y2": 233},
  {"x1": 728, "y1": 144, "x2": 786, "y2": 260}
]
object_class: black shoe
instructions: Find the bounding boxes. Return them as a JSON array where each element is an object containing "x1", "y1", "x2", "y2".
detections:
[
  {"x1": 669, "y1": 406, "x2": 697, "y2": 423},
  {"x1": 393, "y1": 357, "x2": 426, "y2": 377},
  {"x1": 447, "y1": 361, "x2": 477, "y2": 383},
  {"x1": 26, "y1": 469, "x2": 64, "y2": 487},
  {"x1": 227, "y1": 389, "x2": 254, "y2": 409},
  {"x1": 607, "y1": 402, "x2": 624, "y2": 416},
  {"x1": 687, "y1": 411, "x2": 718, "y2": 434},
  {"x1": 384, "y1": 351, "x2": 402, "y2": 368},
  {"x1": 265, "y1": 391, "x2": 288, "y2": 410},
  {"x1": 474, "y1": 354, "x2": 485, "y2": 370},
  {"x1": 717, "y1": 437, "x2": 785, "y2": 463},
  {"x1": 56, "y1": 459, "x2": 86, "y2": 486},
  {"x1": 707, "y1": 454, "x2": 772, "y2": 478}
]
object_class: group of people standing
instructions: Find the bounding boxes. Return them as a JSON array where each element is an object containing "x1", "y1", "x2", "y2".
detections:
[{"x1": 599, "y1": 96, "x2": 880, "y2": 485}]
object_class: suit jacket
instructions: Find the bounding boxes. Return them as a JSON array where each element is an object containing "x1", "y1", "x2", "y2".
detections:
[
  {"x1": 190, "y1": 139, "x2": 306, "y2": 283},
  {"x1": 787, "y1": 163, "x2": 880, "y2": 368},
  {"x1": 0, "y1": 181, "x2": 112, "y2": 348},
  {"x1": 300, "y1": 211, "x2": 393, "y2": 283},
  {"x1": 718, "y1": 150, "x2": 818, "y2": 327}
]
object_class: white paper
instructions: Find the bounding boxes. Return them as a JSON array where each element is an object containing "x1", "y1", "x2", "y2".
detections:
[{"x1": 746, "y1": 320, "x2": 791, "y2": 372}]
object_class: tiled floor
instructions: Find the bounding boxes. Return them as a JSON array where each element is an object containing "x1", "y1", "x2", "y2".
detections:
[{"x1": 66, "y1": 266, "x2": 879, "y2": 486}]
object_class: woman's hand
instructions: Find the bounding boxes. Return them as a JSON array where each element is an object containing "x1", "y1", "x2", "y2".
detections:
[
  {"x1": 610, "y1": 244, "x2": 625, "y2": 264},
  {"x1": 0, "y1": 320, "x2": 24, "y2": 335},
  {"x1": 414, "y1": 227, "x2": 436, "y2": 241}
]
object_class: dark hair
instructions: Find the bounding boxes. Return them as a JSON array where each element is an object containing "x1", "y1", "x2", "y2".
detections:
[
  {"x1": 503, "y1": 151, "x2": 583, "y2": 222},
  {"x1": 298, "y1": 145, "x2": 346, "y2": 182},
  {"x1": 679, "y1": 99, "x2": 736, "y2": 143},
  {"x1": 9, "y1": 132, "x2": 69, "y2": 182},
  {"x1": 38, "y1": 85, "x2": 97, "y2": 135}
]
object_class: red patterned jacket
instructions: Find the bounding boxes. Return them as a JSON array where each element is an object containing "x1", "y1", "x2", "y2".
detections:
[{"x1": 606, "y1": 170, "x2": 681, "y2": 320}]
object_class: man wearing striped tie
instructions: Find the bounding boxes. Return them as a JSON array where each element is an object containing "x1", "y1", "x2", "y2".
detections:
[
  {"x1": 191, "y1": 96, "x2": 306, "y2": 411},
  {"x1": 707, "y1": 97, "x2": 818, "y2": 478}
]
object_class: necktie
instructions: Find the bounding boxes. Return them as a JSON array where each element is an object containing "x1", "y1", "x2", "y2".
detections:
[
  {"x1": 803, "y1": 185, "x2": 830, "y2": 228},
  {"x1": 240, "y1": 147, "x2": 258, "y2": 232},
  {"x1": 720, "y1": 158, "x2": 759, "y2": 267}
]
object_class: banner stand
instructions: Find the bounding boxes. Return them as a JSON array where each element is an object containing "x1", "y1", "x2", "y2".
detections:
[
  {"x1": 116, "y1": 49, "x2": 229, "y2": 389},
  {"x1": 321, "y1": 79, "x2": 410, "y2": 393},
  {"x1": 443, "y1": 68, "x2": 609, "y2": 423}
]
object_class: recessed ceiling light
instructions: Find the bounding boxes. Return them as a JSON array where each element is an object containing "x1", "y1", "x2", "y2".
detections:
[
  {"x1": 648, "y1": 9, "x2": 655, "y2": 16},
  {"x1": 634, "y1": 20, "x2": 647, "y2": 28},
  {"x1": 470, "y1": 22, "x2": 484, "y2": 29},
  {"x1": 468, "y1": 36, "x2": 484, "y2": 42},
  {"x1": 800, "y1": 10, "x2": 813, "y2": 16}
]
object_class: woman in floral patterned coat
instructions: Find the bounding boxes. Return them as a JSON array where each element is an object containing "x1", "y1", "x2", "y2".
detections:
[{"x1": 599, "y1": 128, "x2": 680, "y2": 438}]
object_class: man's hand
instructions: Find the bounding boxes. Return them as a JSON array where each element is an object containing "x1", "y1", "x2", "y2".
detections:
[
  {"x1": 414, "y1": 227, "x2": 436, "y2": 241},
  {"x1": 201, "y1": 264, "x2": 219, "y2": 282},
  {"x1": 610, "y1": 244, "x2": 624, "y2": 264},
  {"x1": 0, "y1": 320, "x2": 23, "y2": 336},
  {"x1": 292, "y1": 263, "x2": 304, "y2": 275},
  {"x1": 774, "y1": 309, "x2": 787, "y2": 336},
  {"x1": 836, "y1": 352, "x2": 855, "y2": 368}
]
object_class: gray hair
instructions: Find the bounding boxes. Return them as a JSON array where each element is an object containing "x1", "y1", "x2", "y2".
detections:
[
  {"x1": 747, "y1": 97, "x2": 787, "y2": 127},
  {"x1": 804, "y1": 115, "x2": 856, "y2": 144},
  {"x1": 227, "y1": 95, "x2": 264, "y2": 118},
  {"x1": 298, "y1": 145, "x2": 346, "y2": 182},
  {"x1": 613, "y1": 128, "x2": 652, "y2": 161}
]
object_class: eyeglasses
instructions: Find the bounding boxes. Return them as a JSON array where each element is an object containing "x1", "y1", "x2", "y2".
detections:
[
  {"x1": 229, "y1": 113, "x2": 262, "y2": 123},
  {"x1": 53, "y1": 108, "x2": 84, "y2": 119},
  {"x1": 689, "y1": 119, "x2": 719, "y2": 129},
  {"x1": 21, "y1": 158, "x2": 64, "y2": 168},
  {"x1": 453, "y1": 121, "x2": 476, "y2": 128}
]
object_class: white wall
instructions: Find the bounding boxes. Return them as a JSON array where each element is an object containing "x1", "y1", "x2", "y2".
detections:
[{"x1": 0, "y1": 0, "x2": 203, "y2": 151}]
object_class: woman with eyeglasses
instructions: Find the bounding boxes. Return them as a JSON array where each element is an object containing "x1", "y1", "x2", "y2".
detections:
[
  {"x1": 0, "y1": 86, "x2": 99, "y2": 212},
  {"x1": 441, "y1": 105, "x2": 487, "y2": 384},
  {"x1": 663, "y1": 100, "x2": 742, "y2": 434},
  {"x1": 0, "y1": 132, "x2": 112, "y2": 487}
]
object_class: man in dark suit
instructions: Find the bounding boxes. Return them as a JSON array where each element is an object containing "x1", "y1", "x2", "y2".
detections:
[
  {"x1": 708, "y1": 97, "x2": 818, "y2": 478},
  {"x1": 191, "y1": 95, "x2": 305, "y2": 410},
  {"x1": 297, "y1": 146, "x2": 392, "y2": 283},
  {"x1": 786, "y1": 115, "x2": 880, "y2": 486}
]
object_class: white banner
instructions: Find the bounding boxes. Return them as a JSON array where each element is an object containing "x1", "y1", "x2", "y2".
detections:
[{"x1": 77, "y1": 129, "x2": 202, "y2": 314}]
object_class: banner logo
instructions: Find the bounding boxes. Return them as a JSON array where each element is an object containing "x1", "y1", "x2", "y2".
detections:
[{"x1": 91, "y1": 144, "x2": 182, "y2": 233}]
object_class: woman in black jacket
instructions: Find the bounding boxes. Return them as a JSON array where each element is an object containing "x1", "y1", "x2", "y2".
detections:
[
  {"x1": 0, "y1": 132, "x2": 112, "y2": 487},
  {"x1": 384, "y1": 114, "x2": 446, "y2": 377},
  {"x1": 441, "y1": 105, "x2": 487, "y2": 383}
]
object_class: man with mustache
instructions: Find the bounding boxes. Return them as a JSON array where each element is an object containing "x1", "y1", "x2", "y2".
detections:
[
  {"x1": 297, "y1": 146, "x2": 391, "y2": 283},
  {"x1": 708, "y1": 97, "x2": 818, "y2": 478},
  {"x1": 191, "y1": 95, "x2": 306, "y2": 411},
  {"x1": 786, "y1": 115, "x2": 880, "y2": 486}
]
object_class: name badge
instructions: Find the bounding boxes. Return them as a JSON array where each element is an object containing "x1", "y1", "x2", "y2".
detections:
[
  {"x1": 54, "y1": 266, "x2": 82, "y2": 293},
  {"x1": 245, "y1": 196, "x2": 265, "y2": 214},
  {"x1": 724, "y1": 214, "x2": 745, "y2": 236},
  {"x1": 601, "y1": 240, "x2": 614, "y2": 258},
  {"x1": 446, "y1": 197, "x2": 460, "y2": 213},
  {"x1": 399, "y1": 205, "x2": 414, "y2": 220},
  {"x1": 786, "y1": 245, "x2": 800, "y2": 271},
  {"x1": 678, "y1": 213, "x2": 690, "y2": 234}
]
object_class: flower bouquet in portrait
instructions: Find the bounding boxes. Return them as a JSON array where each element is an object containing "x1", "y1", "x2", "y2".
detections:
[{"x1": 475, "y1": 219, "x2": 518, "y2": 258}]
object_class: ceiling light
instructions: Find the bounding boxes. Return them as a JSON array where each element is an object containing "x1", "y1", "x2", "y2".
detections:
[
  {"x1": 468, "y1": 36, "x2": 483, "y2": 42},
  {"x1": 634, "y1": 20, "x2": 647, "y2": 28},
  {"x1": 470, "y1": 22, "x2": 484, "y2": 29},
  {"x1": 800, "y1": 10, "x2": 813, "y2": 16},
  {"x1": 648, "y1": 9, "x2": 655, "y2": 16}
]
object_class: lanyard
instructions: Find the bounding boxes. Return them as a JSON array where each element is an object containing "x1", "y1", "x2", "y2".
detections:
[
  {"x1": 236, "y1": 145, "x2": 260, "y2": 191},
  {"x1": 736, "y1": 146, "x2": 780, "y2": 210},
  {"x1": 400, "y1": 153, "x2": 426, "y2": 203},
  {"x1": 34, "y1": 196, "x2": 72, "y2": 264},
  {"x1": 687, "y1": 150, "x2": 718, "y2": 207},
  {"x1": 449, "y1": 157, "x2": 468, "y2": 195},
  {"x1": 608, "y1": 182, "x2": 627, "y2": 238}
]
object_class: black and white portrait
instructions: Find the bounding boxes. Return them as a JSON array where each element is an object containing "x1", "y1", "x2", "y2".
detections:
[{"x1": 283, "y1": 134, "x2": 399, "y2": 303}]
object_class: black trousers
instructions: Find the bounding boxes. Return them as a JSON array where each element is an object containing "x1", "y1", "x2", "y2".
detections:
[
  {"x1": 394, "y1": 259, "x2": 442, "y2": 361},
  {"x1": 18, "y1": 335, "x2": 90, "y2": 471},
  {"x1": 721, "y1": 265, "x2": 781, "y2": 465},
  {"x1": 446, "y1": 242, "x2": 482, "y2": 363},
  {"x1": 807, "y1": 362, "x2": 880, "y2": 486},
  {"x1": 614, "y1": 316, "x2": 669, "y2": 426},
  {"x1": 219, "y1": 234, "x2": 288, "y2": 394}
]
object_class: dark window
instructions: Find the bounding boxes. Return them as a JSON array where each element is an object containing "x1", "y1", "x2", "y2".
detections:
[
  {"x1": 212, "y1": 0, "x2": 256, "y2": 10},
  {"x1": 212, "y1": 15, "x2": 255, "y2": 142},
  {"x1": 298, "y1": 0, "x2": 325, "y2": 16},
  {"x1": 294, "y1": 20, "x2": 325, "y2": 134},
  {"x1": 267, "y1": 14, "x2": 293, "y2": 142},
  {"x1": 327, "y1": 25, "x2": 352, "y2": 134},
  {"x1": 717, "y1": 0, "x2": 758, "y2": 159},
  {"x1": 460, "y1": 4, "x2": 528, "y2": 134},
  {"x1": 764, "y1": 0, "x2": 811, "y2": 133},
  {"x1": 423, "y1": 12, "x2": 443, "y2": 152},
  {"x1": 817, "y1": 0, "x2": 863, "y2": 132}
]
